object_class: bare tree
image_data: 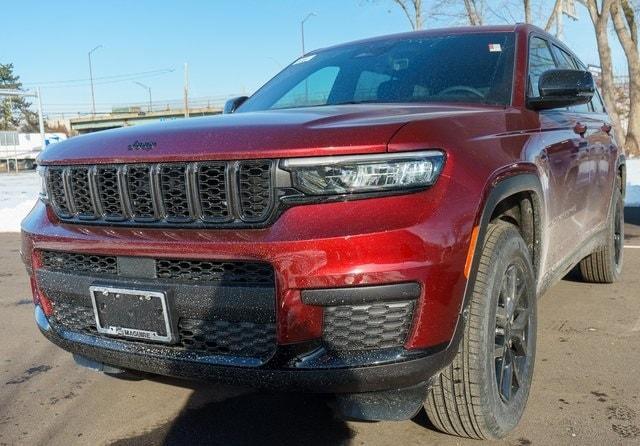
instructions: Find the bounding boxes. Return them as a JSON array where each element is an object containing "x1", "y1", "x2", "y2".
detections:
[
  {"x1": 393, "y1": 0, "x2": 425, "y2": 29},
  {"x1": 610, "y1": 0, "x2": 640, "y2": 156},
  {"x1": 544, "y1": 0, "x2": 563, "y2": 29},
  {"x1": 463, "y1": 0, "x2": 484, "y2": 24},
  {"x1": 583, "y1": 0, "x2": 628, "y2": 154},
  {"x1": 523, "y1": 0, "x2": 533, "y2": 22}
]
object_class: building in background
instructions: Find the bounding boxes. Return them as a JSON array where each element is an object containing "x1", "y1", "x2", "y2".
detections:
[{"x1": 0, "y1": 131, "x2": 67, "y2": 171}]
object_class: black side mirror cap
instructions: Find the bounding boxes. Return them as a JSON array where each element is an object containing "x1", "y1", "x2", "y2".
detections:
[
  {"x1": 223, "y1": 96, "x2": 249, "y2": 114},
  {"x1": 528, "y1": 69, "x2": 595, "y2": 111}
]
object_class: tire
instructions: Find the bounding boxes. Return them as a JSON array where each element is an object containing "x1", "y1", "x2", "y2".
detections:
[
  {"x1": 577, "y1": 185, "x2": 624, "y2": 283},
  {"x1": 425, "y1": 222, "x2": 537, "y2": 439}
]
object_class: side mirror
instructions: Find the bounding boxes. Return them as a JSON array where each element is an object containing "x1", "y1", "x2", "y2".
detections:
[
  {"x1": 528, "y1": 69, "x2": 595, "y2": 111},
  {"x1": 223, "y1": 96, "x2": 249, "y2": 114}
]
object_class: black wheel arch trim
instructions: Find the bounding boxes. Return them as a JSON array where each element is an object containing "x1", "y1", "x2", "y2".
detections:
[{"x1": 449, "y1": 172, "x2": 545, "y2": 354}]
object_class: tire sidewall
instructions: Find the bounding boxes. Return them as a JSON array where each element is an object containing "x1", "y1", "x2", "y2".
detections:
[
  {"x1": 477, "y1": 225, "x2": 537, "y2": 437},
  {"x1": 610, "y1": 187, "x2": 624, "y2": 278}
]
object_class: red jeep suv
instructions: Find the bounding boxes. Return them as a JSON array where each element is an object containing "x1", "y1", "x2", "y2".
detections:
[{"x1": 22, "y1": 24, "x2": 625, "y2": 439}]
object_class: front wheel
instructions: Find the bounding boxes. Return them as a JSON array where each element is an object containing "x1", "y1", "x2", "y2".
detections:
[{"x1": 425, "y1": 222, "x2": 537, "y2": 439}]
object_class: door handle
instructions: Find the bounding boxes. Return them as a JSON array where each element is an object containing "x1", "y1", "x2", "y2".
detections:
[
  {"x1": 573, "y1": 122, "x2": 587, "y2": 137},
  {"x1": 601, "y1": 123, "x2": 612, "y2": 134}
]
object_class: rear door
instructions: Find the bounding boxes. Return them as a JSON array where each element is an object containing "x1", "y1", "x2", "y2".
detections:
[
  {"x1": 528, "y1": 36, "x2": 591, "y2": 271},
  {"x1": 572, "y1": 55, "x2": 619, "y2": 231}
]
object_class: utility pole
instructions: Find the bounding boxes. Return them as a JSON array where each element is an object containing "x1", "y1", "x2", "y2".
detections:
[
  {"x1": 133, "y1": 81, "x2": 152, "y2": 112},
  {"x1": 183, "y1": 63, "x2": 190, "y2": 118},
  {"x1": 88, "y1": 45, "x2": 102, "y2": 116},
  {"x1": 36, "y1": 88, "x2": 45, "y2": 148},
  {"x1": 301, "y1": 12, "x2": 316, "y2": 55}
]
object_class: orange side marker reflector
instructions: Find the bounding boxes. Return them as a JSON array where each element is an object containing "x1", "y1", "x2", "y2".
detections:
[{"x1": 464, "y1": 225, "x2": 480, "y2": 279}]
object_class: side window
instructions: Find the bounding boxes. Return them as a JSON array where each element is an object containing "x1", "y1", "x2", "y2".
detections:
[
  {"x1": 272, "y1": 66, "x2": 340, "y2": 109},
  {"x1": 573, "y1": 58, "x2": 599, "y2": 113},
  {"x1": 552, "y1": 45, "x2": 576, "y2": 69},
  {"x1": 591, "y1": 89, "x2": 606, "y2": 114},
  {"x1": 528, "y1": 37, "x2": 557, "y2": 98}
]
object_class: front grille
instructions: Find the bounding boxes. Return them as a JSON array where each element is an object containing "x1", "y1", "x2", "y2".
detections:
[
  {"x1": 40, "y1": 250, "x2": 274, "y2": 287},
  {"x1": 45, "y1": 161, "x2": 275, "y2": 227},
  {"x1": 179, "y1": 319, "x2": 276, "y2": 358},
  {"x1": 42, "y1": 251, "x2": 118, "y2": 275},
  {"x1": 323, "y1": 301, "x2": 415, "y2": 351}
]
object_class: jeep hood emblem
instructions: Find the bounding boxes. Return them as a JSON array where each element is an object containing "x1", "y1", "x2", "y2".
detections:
[{"x1": 128, "y1": 140, "x2": 157, "y2": 151}]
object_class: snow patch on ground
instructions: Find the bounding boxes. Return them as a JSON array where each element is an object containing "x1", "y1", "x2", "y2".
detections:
[
  {"x1": 0, "y1": 160, "x2": 638, "y2": 233},
  {"x1": 0, "y1": 172, "x2": 39, "y2": 232},
  {"x1": 626, "y1": 158, "x2": 640, "y2": 207}
]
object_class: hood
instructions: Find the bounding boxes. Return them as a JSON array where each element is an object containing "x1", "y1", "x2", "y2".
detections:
[{"x1": 40, "y1": 104, "x2": 495, "y2": 165}]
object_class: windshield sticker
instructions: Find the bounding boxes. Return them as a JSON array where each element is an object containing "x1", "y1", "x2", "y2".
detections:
[
  {"x1": 293, "y1": 54, "x2": 316, "y2": 65},
  {"x1": 488, "y1": 43, "x2": 502, "y2": 52}
]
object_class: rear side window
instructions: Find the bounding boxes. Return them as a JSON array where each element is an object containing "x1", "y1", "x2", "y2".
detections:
[{"x1": 528, "y1": 37, "x2": 556, "y2": 98}]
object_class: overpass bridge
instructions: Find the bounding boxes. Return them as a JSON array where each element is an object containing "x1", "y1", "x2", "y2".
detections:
[{"x1": 69, "y1": 107, "x2": 222, "y2": 134}]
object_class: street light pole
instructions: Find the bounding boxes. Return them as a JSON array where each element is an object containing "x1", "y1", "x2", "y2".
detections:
[
  {"x1": 300, "y1": 12, "x2": 316, "y2": 55},
  {"x1": 88, "y1": 45, "x2": 102, "y2": 116},
  {"x1": 133, "y1": 81, "x2": 152, "y2": 112}
]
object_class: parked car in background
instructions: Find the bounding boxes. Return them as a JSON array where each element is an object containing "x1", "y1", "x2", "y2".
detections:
[{"x1": 21, "y1": 24, "x2": 624, "y2": 439}]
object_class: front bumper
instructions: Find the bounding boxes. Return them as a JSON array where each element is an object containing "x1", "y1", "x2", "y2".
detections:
[
  {"x1": 23, "y1": 181, "x2": 475, "y2": 392},
  {"x1": 35, "y1": 305, "x2": 461, "y2": 393}
]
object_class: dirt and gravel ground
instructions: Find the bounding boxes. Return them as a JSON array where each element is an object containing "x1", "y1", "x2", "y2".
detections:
[{"x1": 1, "y1": 211, "x2": 639, "y2": 446}]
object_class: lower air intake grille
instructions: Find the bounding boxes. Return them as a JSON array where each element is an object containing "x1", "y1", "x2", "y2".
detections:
[
  {"x1": 52, "y1": 302, "x2": 97, "y2": 333},
  {"x1": 323, "y1": 301, "x2": 415, "y2": 351},
  {"x1": 178, "y1": 319, "x2": 276, "y2": 359},
  {"x1": 42, "y1": 251, "x2": 118, "y2": 275},
  {"x1": 156, "y1": 259, "x2": 274, "y2": 286}
]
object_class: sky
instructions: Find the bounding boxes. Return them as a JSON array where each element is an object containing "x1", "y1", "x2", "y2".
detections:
[{"x1": 2, "y1": 0, "x2": 629, "y2": 118}]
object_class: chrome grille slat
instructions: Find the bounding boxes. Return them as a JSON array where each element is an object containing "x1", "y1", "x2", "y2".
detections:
[{"x1": 45, "y1": 161, "x2": 274, "y2": 226}]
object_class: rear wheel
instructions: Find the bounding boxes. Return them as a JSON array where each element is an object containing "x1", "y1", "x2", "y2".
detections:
[
  {"x1": 577, "y1": 185, "x2": 624, "y2": 283},
  {"x1": 425, "y1": 222, "x2": 537, "y2": 439}
]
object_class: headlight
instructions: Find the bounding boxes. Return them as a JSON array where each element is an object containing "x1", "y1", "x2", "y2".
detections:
[
  {"x1": 281, "y1": 151, "x2": 444, "y2": 195},
  {"x1": 37, "y1": 166, "x2": 48, "y2": 199}
]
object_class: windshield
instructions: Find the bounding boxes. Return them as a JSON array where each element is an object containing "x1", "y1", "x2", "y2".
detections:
[{"x1": 239, "y1": 32, "x2": 515, "y2": 112}]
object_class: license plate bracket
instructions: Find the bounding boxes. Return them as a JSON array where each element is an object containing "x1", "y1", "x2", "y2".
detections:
[{"x1": 90, "y1": 286, "x2": 172, "y2": 343}]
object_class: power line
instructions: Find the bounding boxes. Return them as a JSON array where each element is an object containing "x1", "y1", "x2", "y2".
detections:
[{"x1": 23, "y1": 68, "x2": 176, "y2": 88}]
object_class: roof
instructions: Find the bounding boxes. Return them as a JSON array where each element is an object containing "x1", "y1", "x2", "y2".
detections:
[{"x1": 310, "y1": 23, "x2": 548, "y2": 54}]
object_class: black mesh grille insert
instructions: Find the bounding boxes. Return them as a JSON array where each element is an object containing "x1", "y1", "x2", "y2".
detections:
[
  {"x1": 126, "y1": 166, "x2": 155, "y2": 219},
  {"x1": 323, "y1": 301, "x2": 415, "y2": 351},
  {"x1": 47, "y1": 168, "x2": 71, "y2": 216},
  {"x1": 69, "y1": 167, "x2": 95, "y2": 217},
  {"x1": 238, "y1": 161, "x2": 273, "y2": 222},
  {"x1": 160, "y1": 165, "x2": 191, "y2": 219},
  {"x1": 40, "y1": 251, "x2": 275, "y2": 286},
  {"x1": 45, "y1": 161, "x2": 275, "y2": 227},
  {"x1": 42, "y1": 251, "x2": 118, "y2": 275},
  {"x1": 50, "y1": 302, "x2": 275, "y2": 359},
  {"x1": 179, "y1": 319, "x2": 276, "y2": 358},
  {"x1": 96, "y1": 166, "x2": 124, "y2": 219},
  {"x1": 156, "y1": 259, "x2": 274, "y2": 285},
  {"x1": 52, "y1": 302, "x2": 97, "y2": 333},
  {"x1": 197, "y1": 163, "x2": 230, "y2": 222}
]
